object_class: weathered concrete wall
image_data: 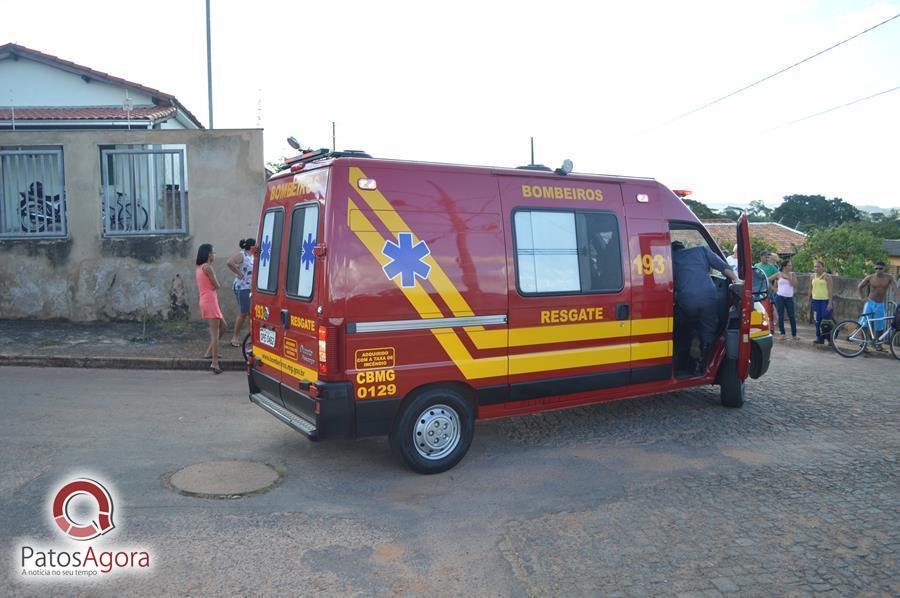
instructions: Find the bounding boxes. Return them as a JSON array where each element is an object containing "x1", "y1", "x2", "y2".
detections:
[
  {"x1": 0, "y1": 129, "x2": 264, "y2": 321},
  {"x1": 793, "y1": 274, "x2": 883, "y2": 322}
]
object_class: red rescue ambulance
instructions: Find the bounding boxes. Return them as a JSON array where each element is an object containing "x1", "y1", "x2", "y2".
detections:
[{"x1": 246, "y1": 150, "x2": 773, "y2": 473}]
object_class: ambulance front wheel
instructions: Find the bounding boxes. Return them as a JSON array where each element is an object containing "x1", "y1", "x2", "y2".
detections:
[
  {"x1": 718, "y1": 357, "x2": 745, "y2": 408},
  {"x1": 389, "y1": 387, "x2": 475, "y2": 474}
]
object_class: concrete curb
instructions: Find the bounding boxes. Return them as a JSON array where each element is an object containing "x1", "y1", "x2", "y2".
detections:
[{"x1": 0, "y1": 354, "x2": 246, "y2": 371}]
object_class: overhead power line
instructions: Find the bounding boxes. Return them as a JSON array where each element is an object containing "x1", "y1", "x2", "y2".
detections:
[
  {"x1": 768, "y1": 84, "x2": 900, "y2": 131},
  {"x1": 641, "y1": 11, "x2": 900, "y2": 134}
]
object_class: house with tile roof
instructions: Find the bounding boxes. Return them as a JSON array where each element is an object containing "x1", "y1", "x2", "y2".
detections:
[
  {"x1": 0, "y1": 43, "x2": 203, "y2": 129},
  {"x1": 702, "y1": 221, "x2": 808, "y2": 257},
  {"x1": 0, "y1": 45, "x2": 268, "y2": 322},
  {"x1": 882, "y1": 240, "x2": 900, "y2": 277}
]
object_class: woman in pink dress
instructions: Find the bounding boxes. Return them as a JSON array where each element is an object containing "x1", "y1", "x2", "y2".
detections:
[{"x1": 195, "y1": 244, "x2": 227, "y2": 373}]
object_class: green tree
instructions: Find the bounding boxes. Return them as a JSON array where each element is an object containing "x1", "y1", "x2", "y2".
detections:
[
  {"x1": 792, "y1": 223, "x2": 888, "y2": 277},
  {"x1": 855, "y1": 210, "x2": 900, "y2": 239},
  {"x1": 750, "y1": 236, "x2": 778, "y2": 261},
  {"x1": 721, "y1": 206, "x2": 744, "y2": 221},
  {"x1": 748, "y1": 200, "x2": 773, "y2": 222},
  {"x1": 682, "y1": 198, "x2": 721, "y2": 219},
  {"x1": 711, "y1": 235, "x2": 777, "y2": 260},
  {"x1": 771, "y1": 194, "x2": 861, "y2": 232}
]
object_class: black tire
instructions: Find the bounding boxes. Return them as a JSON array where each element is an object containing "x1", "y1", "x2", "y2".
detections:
[
  {"x1": 890, "y1": 329, "x2": 900, "y2": 362},
  {"x1": 389, "y1": 387, "x2": 474, "y2": 474},
  {"x1": 831, "y1": 320, "x2": 867, "y2": 358},
  {"x1": 718, "y1": 357, "x2": 744, "y2": 408},
  {"x1": 241, "y1": 332, "x2": 252, "y2": 362}
]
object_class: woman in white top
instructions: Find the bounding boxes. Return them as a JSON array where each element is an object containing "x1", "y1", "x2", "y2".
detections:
[
  {"x1": 227, "y1": 238, "x2": 255, "y2": 347},
  {"x1": 773, "y1": 259, "x2": 798, "y2": 340}
]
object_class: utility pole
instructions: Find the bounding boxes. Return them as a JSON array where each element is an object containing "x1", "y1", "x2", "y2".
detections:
[{"x1": 206, "y1": 0, "x2": 214, "y2": 129}]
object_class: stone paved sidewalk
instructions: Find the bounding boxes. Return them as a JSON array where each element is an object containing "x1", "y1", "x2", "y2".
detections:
[{"x1": 0, "y1": 319, "x2": 246, "y2": 370}]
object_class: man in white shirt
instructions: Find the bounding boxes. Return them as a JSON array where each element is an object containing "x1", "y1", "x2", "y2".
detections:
[{"x1": 725, "y1": 244, "x2": 738, "y2": 270}]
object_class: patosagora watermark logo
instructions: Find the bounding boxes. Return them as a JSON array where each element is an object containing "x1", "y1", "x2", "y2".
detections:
[
  {"x1": 52, "y1": 478, "x2": 115, "y2": 540},
  {"x1": 15, "y1": 476, "x2": 152, "y2": 581}
]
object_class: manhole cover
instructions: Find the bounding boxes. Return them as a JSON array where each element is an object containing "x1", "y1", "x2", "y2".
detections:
[{"x1": 167, "y1": 460, "x2": 281, "y2": 498}]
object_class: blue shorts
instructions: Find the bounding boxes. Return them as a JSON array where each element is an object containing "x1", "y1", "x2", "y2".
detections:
[
  {"x1": 234, "y1": 288, "x2": 251, "y2": 315},
  {"x1": 859, "y1": 299, "x2": 886, "y2": 332}
]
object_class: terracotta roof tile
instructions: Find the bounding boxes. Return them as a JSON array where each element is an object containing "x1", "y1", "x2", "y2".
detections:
[
  {"x1": 0, "y1": 106, "x2": 177, "y2": 122},
  {"x1": 0, "y1": 43, "x2": 203, "y2": 128},
  {"x1": 702, "y1": 222, "x2": 808, "y2": 255}
]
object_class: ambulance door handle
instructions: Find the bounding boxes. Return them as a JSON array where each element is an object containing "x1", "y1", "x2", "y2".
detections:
[
  {"x1": 615, "y1": 304, "x2": 629, "y2": 320},
  {"x1": 281, "y1": 309, "x2": 290, "y2": 328}
]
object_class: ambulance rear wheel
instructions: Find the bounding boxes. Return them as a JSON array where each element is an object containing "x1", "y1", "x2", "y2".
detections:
[{"x1": 390, "y1": 388, "x2": 474, "y2": 474}]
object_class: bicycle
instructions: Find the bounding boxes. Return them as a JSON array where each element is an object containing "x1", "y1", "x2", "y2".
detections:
[
  {"x1": 831, "y1": 310, "x2": 900, "y2": 360},
  {"x1": 103, "y1": 191, "x2": 149, "y2": 231},
  {"x1": 19, "y1": 182, "x2": 63, "y2": 233}
]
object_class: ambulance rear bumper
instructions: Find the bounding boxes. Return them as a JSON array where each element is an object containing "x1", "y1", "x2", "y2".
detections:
[{"x1": 248, "y1": 369, "x2": 400, "y2": 440}]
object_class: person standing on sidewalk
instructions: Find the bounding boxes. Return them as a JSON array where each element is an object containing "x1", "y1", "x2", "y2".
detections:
[
  {"x1": 755, "y1": 251, "x2": 779, "y2": 329},
  {"x1": 773, "y1": 259, "x2": 798, "y2": 340},
  {"x1": 726, "y1": 244, "x2": 738, "y2": 270},
  {"x1": 811, "y1": 259, "x2": 834, "y2": 345},
  {"x1": 857, "y1": 261, "x2": 897, "y2": 339},
  {"x1": 196, "y1": 244, "x2": 227, "y2": 374},
  {"x1": 227, "y1": 238, "x2": 255, "y2": 348}
]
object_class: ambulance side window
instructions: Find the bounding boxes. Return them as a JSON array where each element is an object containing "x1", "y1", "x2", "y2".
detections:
[
  {"x1": 584, "y1": 212, "x2": 623, "y2": 292},
  {"x1": 514, "y1": 209, "x2": 624, "y2": 295},
  {"x1": 515, "y1": 211, "x2": 580, "y2": 293},
  {"x1": 255, "y1": 209, "x2": 284, "y2": 293},
  {"x1": 285, "y1": 203, "x2": 319, "y2": 300}
]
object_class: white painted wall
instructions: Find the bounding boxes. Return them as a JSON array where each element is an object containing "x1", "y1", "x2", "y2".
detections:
[{"x1": 1, "y1": 57, "x2": 155, "y2": 106}]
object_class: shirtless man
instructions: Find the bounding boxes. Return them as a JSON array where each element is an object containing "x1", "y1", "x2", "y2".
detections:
[{"x1": 857, "y1": 261, "x2": 897, "y2": 334}]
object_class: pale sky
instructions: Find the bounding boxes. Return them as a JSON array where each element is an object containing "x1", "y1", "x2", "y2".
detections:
[{"x1": 2, "y1": 0, "x2": 899, "y2": 209}]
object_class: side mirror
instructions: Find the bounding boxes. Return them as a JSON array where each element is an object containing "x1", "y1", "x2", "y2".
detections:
[{"x1": 751, "y1": 267, "x2": 769, "y2": 301}]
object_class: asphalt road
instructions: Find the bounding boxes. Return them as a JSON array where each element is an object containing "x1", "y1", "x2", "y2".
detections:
[{"x1": 1, "y1": 342, "x2": 898, "y2": 596}]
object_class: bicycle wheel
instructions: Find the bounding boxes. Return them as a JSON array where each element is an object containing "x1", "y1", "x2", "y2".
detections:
[
  {"x1": 890, "y1": 329, "x2": 900, "y2": 362},
  {"x1": 20, "y1": 195, "x2": 50, "y2": 233},
  {"x1": 135, "y1": 205, "x2": 149, "y2": 230},
  {"x1": 831, "y1": 320, "x2": 867, "y2": 358}
]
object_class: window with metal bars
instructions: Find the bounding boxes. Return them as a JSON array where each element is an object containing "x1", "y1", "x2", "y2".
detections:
[
  {"x1": 0, "y1": 147, "x2": 66, "y2": 238},
  {"x1": 100, "y1": 146, "x2": 188, "y2": 235}
]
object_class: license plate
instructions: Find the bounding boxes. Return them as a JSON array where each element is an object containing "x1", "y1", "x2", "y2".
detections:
[{"x1": 258, "y1": 327, "x2": 276, "y2": 348}]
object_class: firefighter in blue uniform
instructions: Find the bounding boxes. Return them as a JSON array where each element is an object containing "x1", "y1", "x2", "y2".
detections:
[{"x1": 671, "y1": 241, "x2": 739, "y2": 374}]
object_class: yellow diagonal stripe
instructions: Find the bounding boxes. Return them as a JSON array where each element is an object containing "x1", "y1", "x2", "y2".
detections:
[
  {"x1": 350, "y1": 166, "x2": 475, "y2": 317},
  {"x1": 347, "y1": 196, "x2": 673, "y2": 381}
]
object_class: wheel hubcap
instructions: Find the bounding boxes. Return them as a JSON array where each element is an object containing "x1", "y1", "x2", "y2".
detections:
[{"x1": 413, "y1": 404, "x2": 460, "y2": 461}]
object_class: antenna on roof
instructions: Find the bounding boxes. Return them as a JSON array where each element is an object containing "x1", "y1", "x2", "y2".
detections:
[
  {"x1": 530, "y1": 137, "x2": 534, "y2": 165},
  {"x1": 256, "y1": 89, "x2": 263, "y2": 128},
  {"x1": 123, "y1": 91, "x2": 133, "y2": 131},
  {"x1": 332, "y1": 121, "x2": 336, "y2": 152}
]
